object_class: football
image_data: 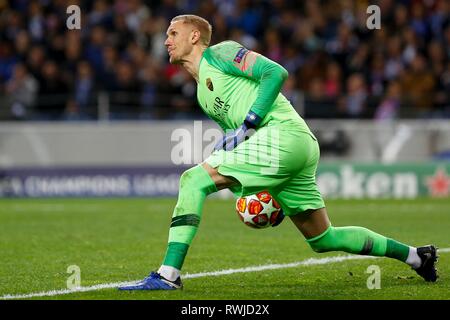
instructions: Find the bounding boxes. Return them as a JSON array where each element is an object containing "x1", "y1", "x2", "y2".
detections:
[{"x1": 235, "y1": 191, "x2": 282, "y2": 229}]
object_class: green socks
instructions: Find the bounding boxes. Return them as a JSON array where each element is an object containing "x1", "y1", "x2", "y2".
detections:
[
  {"x1": 306, "y1": 225, "x2": 410, "y2": 262},
  {"x1": 161, "y1": 165, "x2": 217, "y2": 270}
]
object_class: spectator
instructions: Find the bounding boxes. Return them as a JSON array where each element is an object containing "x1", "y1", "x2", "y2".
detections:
[
  {"x1": 27, "y1": 1, "x2": 45, "y2": 42},
  {"x1": 170, "y1": 69, "x2": 198, "y2": 119},
  {"x1": 400, "y1": 54, "x2": 436, "y2": 115},
  {"x1": 229, "y1": 27, "x2": 258, "y2": 50},
  {"x1": 34, "y1": 60, "x2": 69, "y2": 120},
  {"x1": 428, "y1": 40, "x2": 446, "y2": 80},
  {"x1": 347, "y1": 43, "x2": 369, "y2": 75},
  {"x1": 71, "y1": 61, "x2": 97, "y2": 119},
  {"x1": 25, "y1": 45, "x2": 45, "y2": 83},
  {"x1": 433, "y1": 61, "x2": 450, "y2": 117},
  {"x1": 392, "y1": 4, "x2": 409, "y2": 34},
  {"x1": 14, "y1": 30, "x2": 30, "y2": 62},
  {"x1": 48, "y1": 33, "x2": 66, "y2": 62},
  {"x1": 110, "y1": 14, "x2": 134, "y2": 53},
  {"x1": 298, "y1": 50, "x2": 328, "y2": 91},
  {"x1": 88, "y1": 0, "x2": 114, "y2": 29},
  {"x1": 4, "y1": 63, "x2": 38, "y2": 120},
  {"x1": 384, "y1": 35, "x2": 404, "y2": 81},
  {"x1": 368, "y1": 52, "x2": 387, "y2": 98},
  {"x1": 428, "y1": 0, "x2": 449, "y2": 40},
  {"x1": 147, "y1": 16, "x2": 170, "y2": 64},
  {"x1": 125, "y1": 0, "x2": 151, "y2": 35},
  {"x1": 324, "y1": 61, "x2": 342, "y2": 99},
  {"x1": 294, "y1": 19, "x2": 323, "y2": 54},
  {"x1": 109, "y1": 60, "x2": 141, "y2": 119},
  {"x1": 3, "y1": 10, "x2": 24, "y2": 42},
  {"x1": 340, "y1": 73, "x2": 367, "y2": 118},
  {"x1": 84, "y1": 25, "x2": 107, "y2": 76},
  {"x1": 374, "y1": 80, "x2": 402, "y2": 121},
  {"x1": 282, "y1": 75, "x2": 303, "y2": 113},
  {"x1": 62, "y1": 31, "x2": 82, "y2": 84},
  {"x1": 402, "y1": 27, "x2": 421, "y2": 66},
  {"x1": 410, "y1": 2, "x2": 429, "y2": 40},
  {"x1": 140, "y1": 62, "x2": 159, "y2": 119},
  {"x1": 210, "y1": 13, "x2": 229, "y2": 45},
  {"x1": 325, "y1": 22, "x2": 359, "y2": 66},
  {"x1": 304, "y1": 77, "x2": 338, "y2": 119},
  {"x1": 263, "y1": 28, "x2": 283, "y2": 63},
  {"x1": 445, "y1": 25, "x2": 450, "y2": 58},
  {"x1": 230, "y1": 0, "x2": 263, "y2": 38},
  {"x1": 0, "y1": 42, "x2": 18, "y2": 84},
  {"x1": 100, "y1": 45, "x2": 119, "y2": 90},
  {"x1": 283, "y1": 46, "x2": 304, "y2": 75}
]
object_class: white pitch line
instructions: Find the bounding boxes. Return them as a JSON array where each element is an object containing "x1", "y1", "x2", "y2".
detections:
[{"x1": 2, "y1": 248, "x2": 449, "y2": 300}]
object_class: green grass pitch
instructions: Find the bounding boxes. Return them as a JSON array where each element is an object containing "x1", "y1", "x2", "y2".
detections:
[{"x1": 0, "y1": 198, "x2": 449, "y2": 300}]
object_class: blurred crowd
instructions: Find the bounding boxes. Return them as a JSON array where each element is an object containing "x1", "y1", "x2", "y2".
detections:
[{"x1": 0, "y1": 0, "x2": 449, "y2": 121}]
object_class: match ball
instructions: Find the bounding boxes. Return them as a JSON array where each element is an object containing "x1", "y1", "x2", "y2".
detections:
[{"x1": 235, "y1": 191, "x2": 282, "y2": 229}]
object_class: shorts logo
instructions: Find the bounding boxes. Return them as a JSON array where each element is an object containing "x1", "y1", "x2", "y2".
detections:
[
  {"x1": 234, "y1": 47, "x2": 249, "y2": 63},
  {"x1": 206, "y1": 78, "x2": 214, "y2": 91}
]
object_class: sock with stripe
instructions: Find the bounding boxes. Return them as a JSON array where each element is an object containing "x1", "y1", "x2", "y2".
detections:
[
  {"x1": 306, "y1": 225, "x2": 419, "y2": 266},
  {"x1": 158, "y1": 165, "x2": 217, "y2": 281}
]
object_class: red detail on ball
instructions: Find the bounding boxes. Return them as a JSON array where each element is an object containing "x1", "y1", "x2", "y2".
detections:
[
  {"x1": 269, "y1": 210, "x2": 279, "y2": 225},
  {"x1": 236, "y1": 197, "x2": 247, "y2": 213},
  {"x1": 272, "y1": 198, "x2": 280, "y2": 209},
  {"x1": 252, "y1": 213, "x2": 268, "y2": 226},
  {"x1": 248, "y1": 199, "x2": 263, "y2": 215},
  {"x1": 256, "y1": 191, "x2": 271, "y2": 203}
]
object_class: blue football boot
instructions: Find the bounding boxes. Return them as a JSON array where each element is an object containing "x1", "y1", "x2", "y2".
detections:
[{"x1": 118, "y1": 272, "x2": 182, "y2": 290}]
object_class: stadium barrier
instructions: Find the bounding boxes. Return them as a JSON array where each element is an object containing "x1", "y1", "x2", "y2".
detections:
[
  {"x1": 0, "y1": 163, "x2": 449, "y2": 199},
  {"x1": 0, "y1": 120, "x2": 449, "y2": 198}
]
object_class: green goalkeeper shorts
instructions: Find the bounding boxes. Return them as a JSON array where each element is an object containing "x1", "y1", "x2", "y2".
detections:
[{"x1": 204, "y1": 125, "x2": 325, "y2": 216}]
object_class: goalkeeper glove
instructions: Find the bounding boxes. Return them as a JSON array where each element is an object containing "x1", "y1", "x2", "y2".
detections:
[{"x1": 214, "y1": 111, "x2": 262, "y2": 151}]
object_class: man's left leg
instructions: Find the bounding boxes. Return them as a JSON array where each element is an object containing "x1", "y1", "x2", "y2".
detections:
[
  {"x1": 289, "y1": 207, "x2": 439, "y2": 282},
  {"x1": 272, "y1": 133, "x2": 438, "y2": 282}
]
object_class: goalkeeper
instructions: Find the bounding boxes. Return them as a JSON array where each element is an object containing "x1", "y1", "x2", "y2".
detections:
[{"x1": 119, "y1": 15, "x2": 438, "y2": 290}]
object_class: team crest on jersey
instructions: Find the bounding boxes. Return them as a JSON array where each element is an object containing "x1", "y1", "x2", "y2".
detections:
[{"x1": 206, "y1": 78, "x2": 214, "y2": 91}]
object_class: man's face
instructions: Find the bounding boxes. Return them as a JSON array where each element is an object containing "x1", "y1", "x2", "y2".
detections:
[{"x1": 165, "y1": 21, "x2": 193, "y2": 64}]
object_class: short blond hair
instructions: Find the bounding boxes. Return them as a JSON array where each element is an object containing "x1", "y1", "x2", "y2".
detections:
[{"x1": 171, "y1": 14, "x2": 212, "y2": 47}]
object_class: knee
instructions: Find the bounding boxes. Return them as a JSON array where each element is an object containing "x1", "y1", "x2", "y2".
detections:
[
  {"x1": 179, "y1": 167, "x2": 196, "y2": 186},
  {"x1": 179, "y1": 165, "x2": 217, "y2": 194},
  {"x1": 179, "y1": 166, "x2": 204, "y2": 190}
]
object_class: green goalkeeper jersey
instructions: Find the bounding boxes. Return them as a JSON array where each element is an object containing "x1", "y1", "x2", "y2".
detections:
[{"x1": 197, "y1": 40, "x2": 312, "y2": 134}]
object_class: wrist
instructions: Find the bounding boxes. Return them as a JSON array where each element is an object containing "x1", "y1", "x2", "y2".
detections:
[{"x1": 243, "y1": 111, "x2": 262, "y2": 129}]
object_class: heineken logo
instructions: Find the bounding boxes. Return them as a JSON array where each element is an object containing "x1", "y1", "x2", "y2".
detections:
[
  {"x1": 316, "y1": 164, "x2": 450, "y2": 199},
  {"x1": 317, "y1": 165, "x2": 418, "y2": 198}
]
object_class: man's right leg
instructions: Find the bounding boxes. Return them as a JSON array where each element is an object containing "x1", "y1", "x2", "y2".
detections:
[
  {"x1": 290, "y1": 208, "x2": 438, "y2": 282},
  {"x1": 157, "y1": 163, "x2": 238, "y2": 282},
  {"x1": 119, "y1": 163, "x2": 238, "y2": 290}
]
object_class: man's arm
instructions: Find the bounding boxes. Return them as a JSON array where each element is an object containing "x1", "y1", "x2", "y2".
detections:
[{"x1": 205, "y1": 41, "x2": 289, "y2": 125}]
